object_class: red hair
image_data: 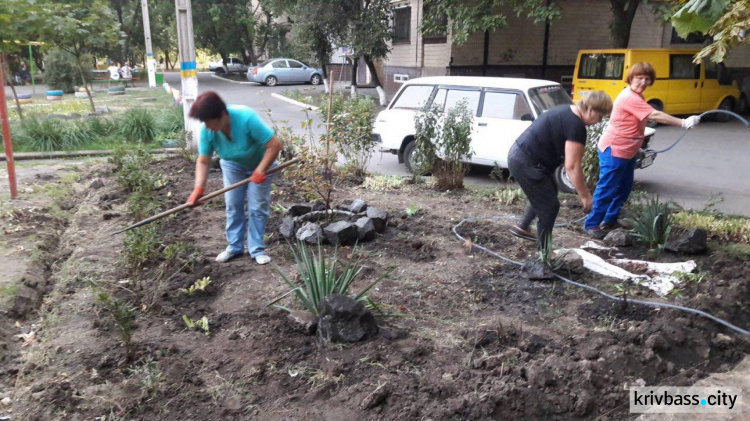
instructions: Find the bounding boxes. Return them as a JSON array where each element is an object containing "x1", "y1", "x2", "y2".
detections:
[{"x1": 189, "y1": 91, "x2": 227, "y2": 121}]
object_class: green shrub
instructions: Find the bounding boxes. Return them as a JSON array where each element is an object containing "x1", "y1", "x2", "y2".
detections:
[
  {"x1": 269, "y1": 241, "x2": 389, "y2": 316},
  {"x1": 157, "y1": 106, "x2": 185, "y2": 135},
  {"x1": 43, "y1": 49, "x2": 82, "y2": 93},
  {"x1": 123, "y1": 224, "x2": 161, "y2": 276},
  {"x1": 88, "y1": 116, "x2": 116, "y2": 137},
  {"x1": 327, "y1": 95, "x2": 376, "y2": 176},
  {"x1": 61, "y1": 119, "x2": 96, "y2": 148},
  {"x1": 119, "y1": 108, "x2": 158, "y2": 143},
  {"x1": 14, "y1": 117, "x2": 64, "y2": 151},
  {"x1": 582, "y1": 118, "x2": 608, "y2": 188},
  {"x1": 415, "y1": 100, "x2": 474, "y2": 190},
  {"x1": 625, "y1": 195, "x2": 673, "y2": 251},
  {"x1": 97, "y1": 293, "x2": 137, "y2": 356}
]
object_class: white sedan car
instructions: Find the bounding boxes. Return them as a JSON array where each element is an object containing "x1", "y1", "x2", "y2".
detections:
[{"x1": 371, "y1": 76, "x2": 656, "y2": 192}]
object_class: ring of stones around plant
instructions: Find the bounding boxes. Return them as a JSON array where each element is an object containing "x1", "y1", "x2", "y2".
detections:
[
  {"x1": 279, "y1": 199, "x2": 388, "y2": 246},
  {"x1": 1, "y1": 154, "x2": 749, "y2": 420}
]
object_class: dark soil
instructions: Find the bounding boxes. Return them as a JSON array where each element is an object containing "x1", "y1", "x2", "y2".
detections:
[{"x1": 1, "y1": 156, "x2": 748, "y2": 420}]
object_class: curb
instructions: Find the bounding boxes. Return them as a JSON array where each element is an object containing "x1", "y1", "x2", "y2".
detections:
[
  {"x1": 210, "y1": 73, "x2": 256, "y2": 85},
  {"x1": 270, "y1": 93, "x2": 319, "y2": 111},
  {"x1": 0, "y1": 148, "x2": 183, "y2": 162}
]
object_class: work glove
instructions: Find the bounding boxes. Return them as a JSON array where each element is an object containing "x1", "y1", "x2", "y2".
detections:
[
  {"x1": 682, "y1": 115, "x2": 700, "y2": 129},
  {"x1": 250, "y1": 170, "x2": 267, "y2": 184},
  {"x1": 186, "y1": 186, "x2": 204, "y2": 207}
]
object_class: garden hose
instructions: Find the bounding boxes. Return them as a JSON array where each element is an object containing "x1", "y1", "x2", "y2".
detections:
[
  {"x1": 651, "y1": 109, "x2": 749, "y2": 154},
  {"x1": 452, "y1": 216, "x2": 750, "y2": 337}
]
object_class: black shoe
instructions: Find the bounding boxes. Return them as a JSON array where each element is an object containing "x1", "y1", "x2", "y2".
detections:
[
  {"x1": 509, "y1": 225, "x2": 537, "y2": 242},
  {"x1": 585, "y1": 228, "x2": 607, "y2": 240},
  {"x1": 600, "y1": 221, "x2": 622, "y2": 230}
]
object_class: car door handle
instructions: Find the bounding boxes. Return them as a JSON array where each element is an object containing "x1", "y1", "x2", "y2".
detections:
[
  {"x1": 694, "y1": 82, "x2": 698, "y2": 88},
  {"x1": 478, "y1": 122, "x2": 488, "y2": 127}
]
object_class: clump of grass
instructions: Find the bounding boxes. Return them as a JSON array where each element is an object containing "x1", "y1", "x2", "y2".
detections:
[
  {"x1": 673, "y1": 211, "x2": 750, "y2": 242},
  {"x1": 128, "y1": 356, "x2": 163, "y2": 398},
  {"x1": 182, "y1": 277, "x2": 212, "y2": 296},
  {"x1": 487, "y1": 187, "x2": 525, "y2": 205},
  {"x1": 60, "y1": 119, "x2": 96, "y2": 148},
  {"x1": 404, "y1": 204, "x2": 421, "y2": 217},
  {"x1": 119, "y1": 108, "x2": 158, "y2": 143},
  {"x1": 156, "y1": 106, "x2": 185, "y2": 134},
  {"x1": 625, "y1": 195, "x2": 673, "y2": 251},
  {"x1": 362, "y1": 175, "x2": 405, "y2": 191},
  {"x1": 269, "y1": 241, "x2": 391, "y2": 316},
  {"x1": 14, "y1": 117, "x2": 64, "y2": 151}
]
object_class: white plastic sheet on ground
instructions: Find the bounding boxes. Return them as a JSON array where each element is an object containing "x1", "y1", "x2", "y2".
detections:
[{"x1": 557, "y1": 248, "x2": 697, "y2": 296}]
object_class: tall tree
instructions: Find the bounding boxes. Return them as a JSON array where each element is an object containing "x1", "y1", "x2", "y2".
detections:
[
  {"x1": 0, "y1": 0, "x2": 39, "y2": 118},
  {"x1": 348, "y1": 0, "x2": 392, "y2": 104},
  {"x1": 192, "y1": 0, "x2": 257, "y2": 66},
  {"x1": 32, "y1": 0, "x2": 122, "y2": 112}
]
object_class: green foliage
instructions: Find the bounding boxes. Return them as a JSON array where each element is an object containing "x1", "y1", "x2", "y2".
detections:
[
  {"x1": 671, "y1": 0, "x2": 730, "y2": 38},
  {"x1": 486, "y1": 187, "x2": 526, "y2": 205},
  {"x1": 672, "y1": 271, "x2": 708, "y2": 284},
  {"x1": 126, "y1": 191, "x2": 161, "y2": 222},
  {"x1": 269, "y1": 241, "x2": 390, "y2": 316},
  {"x1": 182, "y1": 277, "x2": 212, "y2": 296},
  {"x1": 676, "y1": 1, "x2": 749, "y2": 63},
  {"x1": 42, "y1": 49, "x2": 80, "y2": 93},
  {"x1": 625, "y1": 196, "x2": 674, "y2": 251},
  {"x1": 414, "y1": 100, "x2": 474, "y2": 190},
  {"x1": 156, "y1": 106, "x2": 185, "y2": 135},
  {"x1": 114, "y1": 145, "x2": 162, "y2": 193},
  {"x1": 320, "y1": 94, "x2": 377, "y2": 176},
  {"x1": 127, "y1": 356, "x2": 163, "y2": 398},
  {"x1": 538, "y1": 234, "x2": 561, "y2": 271},
  {"x1": 14, "y1": 117, "x2": 65, "y2": 151},
  {"x1": 673, "y1": 211, "x2": 750, "y2": 242},
  {"x1": 582, "y1": 118, "x2": 608, "y2": 188},
  {"x1": 119, "y1": 108, "x2": 158, "y2": 143},
  {"x1": 183, "y1": 315, "x2": 210, "y2": 335},
  {"x1": 87, "y1": 116, "x2": 116, "y2": 137},
  {"x1": 123, "y1": 225, "x2": 161, "y2": 277},
  {"x1": 404, "y1": 204, "x2": 422, "y2": 217},
  {"x1": 97, "y1": 293, "x2": 137, "y2": 355},
  {"x1": 362, "y1": 174, "x2": 406, "y2": 191}
]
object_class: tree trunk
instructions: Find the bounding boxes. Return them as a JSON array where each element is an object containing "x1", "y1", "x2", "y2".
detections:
[
  {"x1": 350, "y1": 56, "x2": 359, "y2": 96},
  {"x1": 76, "y1": 60, "x2": 96, "y2": 113},
  {"x1": 610, "y1": 0, "x2": 640, "y2": 48},
  {"x1": 1, "y1": 59, "x2": 23, "y2": 119},
  {"x1": 363, "y1": 56, "x2": 386, "y2": 106},
  {"x1": 321, "y1": 62, "x2": 329, "y2": 92}
]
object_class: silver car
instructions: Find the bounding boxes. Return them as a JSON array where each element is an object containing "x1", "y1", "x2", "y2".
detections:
[{"x1": 246, "y1": 58, "x2": 323, "y2": 86}]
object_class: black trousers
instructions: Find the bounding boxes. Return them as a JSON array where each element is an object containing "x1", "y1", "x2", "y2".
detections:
[{"x1": 507, "y1": 143, "x2": 560, "y2": 250}]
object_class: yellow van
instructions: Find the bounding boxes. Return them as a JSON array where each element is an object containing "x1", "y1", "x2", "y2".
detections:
[{"x1": 572, "y1": 49, "x2": 740, "y2": 118}]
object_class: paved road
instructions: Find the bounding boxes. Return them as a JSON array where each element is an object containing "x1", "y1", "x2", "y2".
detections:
[{"x1": 166, "y1": 72, "x2": 750, "y2": 216}]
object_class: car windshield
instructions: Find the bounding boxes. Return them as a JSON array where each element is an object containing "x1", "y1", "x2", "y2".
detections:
[{"x1": 528, "y1": 85, "x2": 572, "y2": 114}]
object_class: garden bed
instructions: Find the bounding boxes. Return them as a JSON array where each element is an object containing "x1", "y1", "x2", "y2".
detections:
[{"x1": 0, "y1": 155, "x2": 748, "y2": 419}]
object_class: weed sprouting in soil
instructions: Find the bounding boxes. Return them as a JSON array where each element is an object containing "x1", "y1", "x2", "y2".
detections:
[
  {"x1": 123, "y1": 225, "x2": 162, "y2": 278},
  {"x1": 625, "y1": 195, "x2": 673, "y2": 251},
  {"x1": 183, "y1": 315, "x2": 210, "y2": 335},
  {"x1": 269, "y1": 241, "x2": 391, "y2": 316},
  {"x1": 404, "y1": 204, "x2": 421, "y2": 217},
  {"x1": 362, "y1": 174, "x2": 406, "y2": 191},
  {"x1": 181, "y1": 277, "x2": 212, "y2": 296},
  {"x1": 128, "y1": 356, "x2": 164, "y2": 399},
  {"x1": 97, "y1": 293, "x2": 137, "y2": 359}
]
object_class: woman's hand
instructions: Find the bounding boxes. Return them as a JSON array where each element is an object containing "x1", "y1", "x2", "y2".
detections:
[
  {"x1": 186, "y1": 186, "x2": 204, "y2": 207},
  {"x1": 581, "y1": 194, "x2": 593, "y2": 213}
]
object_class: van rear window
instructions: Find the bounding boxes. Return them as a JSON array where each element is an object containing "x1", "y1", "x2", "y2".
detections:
[{"x1": 577, "y1": 54, "x2": 625, "y2": 80}]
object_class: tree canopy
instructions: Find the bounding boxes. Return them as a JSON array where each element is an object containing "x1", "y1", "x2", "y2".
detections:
[{"x1": 671, "y1": 0, "x2": 749, "y2": 63}]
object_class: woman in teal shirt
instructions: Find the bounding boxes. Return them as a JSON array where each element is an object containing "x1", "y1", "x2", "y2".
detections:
[{"x1": 186, "y1": 91, "x2": 283, "y2": 264}]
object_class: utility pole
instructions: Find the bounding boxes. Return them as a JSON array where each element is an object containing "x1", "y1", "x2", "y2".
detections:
[
  {"x1": 141, "y1": 0, "x2": 156, "y2": 87},
  {"x1": 174, "y1": 0, "x2": 199, "y2": 150},
  {"x1": 0, "y1": 53, "x2": 18, "y2": 199}
]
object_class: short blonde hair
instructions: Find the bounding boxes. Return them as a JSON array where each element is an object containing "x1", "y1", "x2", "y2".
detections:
[
  {"x1": 577, "y1": 91, "x2": 613, "y2": 115},
  {"x1": 626, "y1": 62, "x2": 656, "y2": 86}
]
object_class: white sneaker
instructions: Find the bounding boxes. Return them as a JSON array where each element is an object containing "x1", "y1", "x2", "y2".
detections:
[
  {"x1": 216, "y1": 249, "x2": 242, "y2": 263},
  {"x1": 254, "y1": 254, "x2": 271, "y2": 265}
]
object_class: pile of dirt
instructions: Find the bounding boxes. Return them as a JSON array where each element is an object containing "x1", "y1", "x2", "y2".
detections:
[{"x1": 1, "y1": 156, "x2": 748, "y2": 420}]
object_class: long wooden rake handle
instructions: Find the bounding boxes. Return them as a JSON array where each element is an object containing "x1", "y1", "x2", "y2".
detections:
[{"x1": 112, "y1": 158, "x2": 301, "y2": 235}]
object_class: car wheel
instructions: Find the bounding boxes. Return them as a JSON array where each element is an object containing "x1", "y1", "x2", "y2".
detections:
[
  {"x1": 214, "y1": 67, "x2": 226, "y2": 75},
  {"x1": 265, "y1": 75, "x2": 277, "y2": 87},
  {"x1": 310, "y1": 74, "x2": 322, "y2": 85},
  {"x1": 647, "y1": 100, "x2": 663, "y2": 128},
  {"x1": 554, "y1": 165, "x2": 577, "y2": 194},
  {"x1": 715, "y1": 98, "x2": 734, "y2": 122},
  {"x1": 404, "y1": 141, "x2": 429, "y2": 175},
  {"x1": 738, "y1": 94, "x2": 748, "y2": 114}
]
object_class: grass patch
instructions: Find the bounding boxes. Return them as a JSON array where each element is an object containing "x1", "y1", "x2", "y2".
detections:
[
  {"x1": 673, "y1": 211, "x2": 750, "y2": 242},
  {"x1": 362, "y1": 174, "x2": 406, "y2": 191}
]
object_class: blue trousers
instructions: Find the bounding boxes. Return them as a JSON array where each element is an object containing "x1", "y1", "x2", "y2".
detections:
[
  {"x1": 220, "y1": 159, "x2": 276, "y2": 257},
  {"x1": 585, "y1": 147, "x2": 637, "y2": 230}
]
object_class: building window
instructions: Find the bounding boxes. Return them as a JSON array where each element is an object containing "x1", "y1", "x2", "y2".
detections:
[
  {"x1": 393, "y1": 6, "x2": 411, "y2": 44},
  {"x1": 422, "y1": 3, "x2": 447, "y2": 44}
]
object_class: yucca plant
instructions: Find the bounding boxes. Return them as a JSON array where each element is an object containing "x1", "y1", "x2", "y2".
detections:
[
  {"x1": 61, "y1": 119, "x2": 96, "y2": 149},
  {"x1": 88, "y1": 116, "x2": 116, "y2": 137},
  {"x1": 119, "y1": 108, "x2": 158, "y2": 143},
  {"x1": 625, "y1": 195, "x2": 673, "y2": 251},
  {"x1": 157, "y1": 106, "x2": 185, "y2": 134},
  {"x1": 269, "y1": 241, "x2": 390, "y2": 316}
]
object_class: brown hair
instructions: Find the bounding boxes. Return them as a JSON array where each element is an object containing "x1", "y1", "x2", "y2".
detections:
[
  {"x1": 626, "y1": 62, "x2": 656, "y2": 86},
  {"x1": 576, "y1": 91, "x2": 613, "y2": 115},
  {"x1": 189, "y1": 91, "x2": 227, "y2": 121}
]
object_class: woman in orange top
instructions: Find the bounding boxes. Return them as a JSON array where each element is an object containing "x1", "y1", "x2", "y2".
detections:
[{"x1": 584, "y1": 62, "x2": 701, "y2": 239}]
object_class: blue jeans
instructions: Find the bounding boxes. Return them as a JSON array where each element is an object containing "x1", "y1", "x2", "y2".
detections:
[
  {"x1": 585, "y1": 147, "x2": 637, "y2": 230},
  {"x1": 220, "y1": 159, "x2": 276, "y2": 257}
]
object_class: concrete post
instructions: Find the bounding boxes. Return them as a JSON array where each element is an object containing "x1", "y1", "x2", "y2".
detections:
[
  {"x1": 175, "y1": 0, "x2": 200, "y2": 150},
  {"x1": 141, "y1": 0, "x2": 157, "y2": 87}
]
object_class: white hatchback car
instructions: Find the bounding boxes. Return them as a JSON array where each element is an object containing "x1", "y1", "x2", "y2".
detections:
[{"x1": 371, "y1": 76, "x2": 656, "y2": 192}]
